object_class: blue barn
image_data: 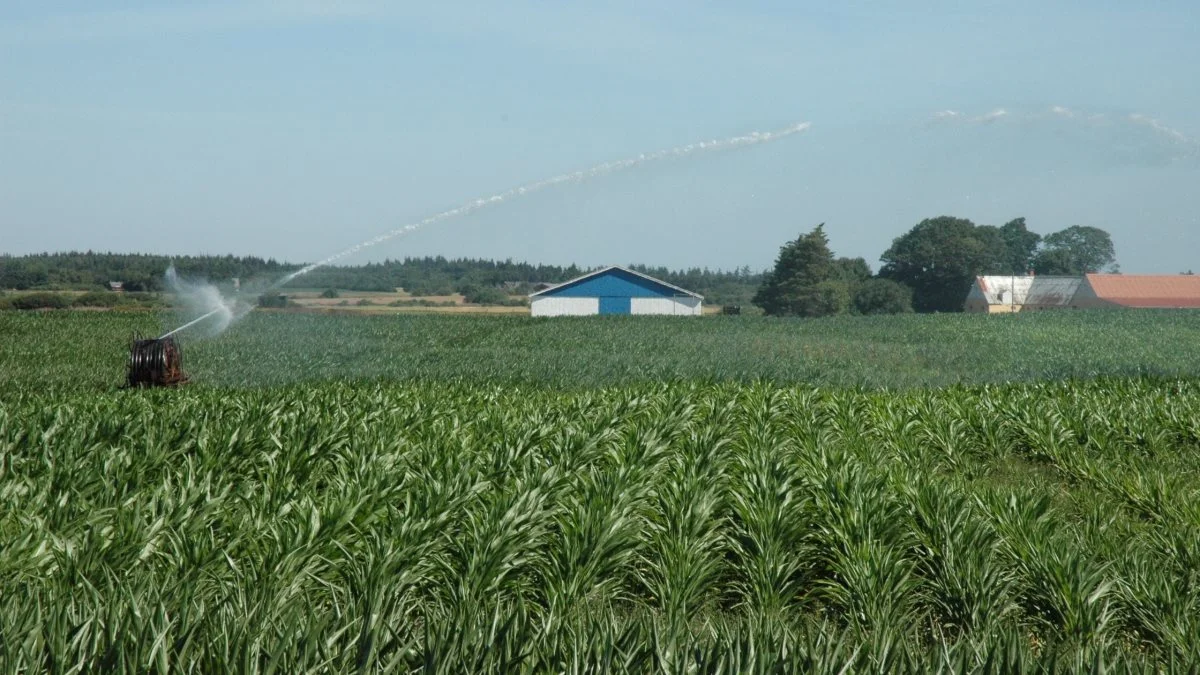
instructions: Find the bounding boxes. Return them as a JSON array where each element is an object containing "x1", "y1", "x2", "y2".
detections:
[{"x1": 529, "y1": 266, "x2": 703, "y2": 316}]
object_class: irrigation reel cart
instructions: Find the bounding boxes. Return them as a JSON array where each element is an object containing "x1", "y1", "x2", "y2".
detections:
[
  {"x1": 124, "y1": 306, "x2": 228, "y2": 388},
  {"x1": 126, "y1": 335, "x2": 188, "y2": 388}
]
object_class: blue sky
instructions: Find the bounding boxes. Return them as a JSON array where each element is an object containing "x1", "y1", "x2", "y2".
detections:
[{"x1": 2, "y1": 1, "x2": 1198, "y2": 273}]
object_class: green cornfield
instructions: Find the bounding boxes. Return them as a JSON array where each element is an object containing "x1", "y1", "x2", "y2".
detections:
[
  {"x1": 6, "y1": 309, "x2": 1200, "y2": 392},
  {"x1": 3, "y1": 310, "x2": 1200, "y2": 672}
]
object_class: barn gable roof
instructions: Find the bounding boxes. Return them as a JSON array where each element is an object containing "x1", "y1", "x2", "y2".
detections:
[
  {"x1": 971, "y1": 276, "x2": 1081, "y2": 306},
  {"x1": 1084, "y1": 274, "x2": 1200, "y2": 308},
  {"x1": 529, "y1": 265, "x2": 703, "y2": 299}
]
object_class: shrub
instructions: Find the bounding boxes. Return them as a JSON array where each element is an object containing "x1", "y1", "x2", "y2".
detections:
[
  {"x1": 7, "y1": 292, "x2": 70, "y2": 310},
  {"x1": 258, "y1": 292, "x2": 289, "y2": 308},
  {"x1": 854, "y1": 279, "x2": 914, "y2": 315},
  {"x1": 389, "y1": 299, "x2": 458, "y2": 307},
  {"x1": 461, "y1": 285, "x2": 524, "y2": 306},
  {"x1": 321, "y1": 288, "x2": 340, "y2": 299},
  {"x1": 777, "y1": 280, "x2": 850, "y2": 318},
  {"x1": 72, "y1": 291, "x2": 126, "y2": 308}
]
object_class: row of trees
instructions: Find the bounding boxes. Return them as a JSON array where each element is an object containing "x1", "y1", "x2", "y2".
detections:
[
  {"x1": 290, "y1": 258, "x2": 762, "y2": 305},
  {"x1": 0, "y1": 252, "x2": 294, "y2": 293},
  {"x1": 756, "y1": 218, "x2": 1118, "y2": 316},
  {"x1": 0, "y1": 253, "x2": 765, "y2": 306},
  {"x1": 753, "y1": 225, "x2": 912, "y2": 317},
  {"x1": 3, "y1": 217, "x2": 1118, "y2": 315}
]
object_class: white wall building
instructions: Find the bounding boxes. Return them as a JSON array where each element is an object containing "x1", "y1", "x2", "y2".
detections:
[{"x1": 529, "y1": 266, "x2": 703, "y2": 317}]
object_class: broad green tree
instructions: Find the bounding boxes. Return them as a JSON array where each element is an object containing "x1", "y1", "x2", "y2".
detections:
[
  {"x1": 1034, "y1": 225, "x2": 1117, "y2": 274},
  {"x1": 1031, "y1": 248, "x2": 1076, "y2": 275},
  {"x1": 997, "y1": 217, "x2": 1042, "y2": 274},
  {"x1": 832, "y1": 257, "x2": 873, "y2": 285},
  {"x1": 879, "y1": 216, "x2": 1007, "y2": 313},
  {"x1": 853, "y1": 278, "x2": 913, "y2": 315}
]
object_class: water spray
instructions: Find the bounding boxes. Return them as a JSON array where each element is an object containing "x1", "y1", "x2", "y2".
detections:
[
  {"x1": 158, "y1": 308, "x2": 225, "y2": 339},
  {"x1": 135, "y1": 121, "x2": 811, "y2": 386},
  {"x1": 276, "y1": 121, "x2": 812, "y2": 286}
]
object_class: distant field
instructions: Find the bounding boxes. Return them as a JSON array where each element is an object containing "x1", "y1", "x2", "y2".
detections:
[
  {"x1": 5, "y1": 308, "x2": 1200, "y2": 392},
  {"x1": 280, "y1": 288, "x2": 530, "y2": 314}
]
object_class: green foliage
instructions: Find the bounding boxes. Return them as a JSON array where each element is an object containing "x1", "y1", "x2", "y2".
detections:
[
  {"x1": 801, "y1": 280, "x2": 852, "y2": 317},
  {"x1": 0, "y1": 251, "x2": 292, "y2": 292},
  {"x1": 1033, "y1": 247, "x2": 1078, "y2": 275},
  {"x1": 754, "y1": 224, "x2": 847, "y2": 317},
  {"x1": 257, "y1": 292, "x2": 290, "y2": 308},
  {"x1": 4, "y1": 291, "x2": 71, "y2": 310},
  {"x1": 4, "y1": 372, "x2": 1200, "y2": 669},
  {"x1": 1, "y1": 253, "x2": 762, "y2": 306},
  {"x1": 68, "y1": 291, "x2": 163, "y2": 309},
  {"x1": 389, "y1": 298, "x2": 458, "y2": 308},
  {"x1": 880, "y1": 216, "x2": 1008, "y2": 313},
  {"x1": 998, "y1": 217, "x2": 1043, "y2": 274},
  {"x1": 9, "y1": 310, "x2": 1200, "y2": 394},
  {"x1": 853, "y1": 278, "x2": 913, "y2": 315},
  {"x1": 831, "y1": 256, "x2": 873, "y2": 284},
  {"x1": 459, "y1": 284, "x2": 514, "y2": 306},
  {"x1": 320, "y1": 288, "x2": 340, "y2": 298},
  {"x1": 1036, "y1": 225, "x2": 1119, "y2": 274}
]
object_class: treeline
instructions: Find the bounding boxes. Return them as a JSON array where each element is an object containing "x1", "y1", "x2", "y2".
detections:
[
  {"x1": 754, "y1": 217, "x2": 1121, "y2": 316},
  {"x1": 0, "y1": 252, "x2": 294, "y2": 292},
  {"x1": 2, "y1": 215, "x2": 1123, "y2": 315},
  {"x1": 275, "y1": 258, "x2": 761, "y2": 304},
  {"x1": 0, "y1": 253, "x2": 763, "y2": 306}
]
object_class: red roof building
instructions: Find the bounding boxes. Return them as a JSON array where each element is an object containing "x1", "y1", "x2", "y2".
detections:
[{"x1": 1073, "y1": 274, "x2": 1200, "y2": 309}]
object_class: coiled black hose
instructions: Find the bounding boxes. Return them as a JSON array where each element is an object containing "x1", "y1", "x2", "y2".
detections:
[{"x1": 126, "y1": 336, "x2": 186, "y2": 387}]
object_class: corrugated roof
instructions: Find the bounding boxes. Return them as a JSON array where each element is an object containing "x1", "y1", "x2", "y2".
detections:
[
  {"x1": 528, "y1": 265, "x2": 703, "y2": 299},
  {"x1": 974, "y1": 276, "x2": 1081, "y2": 306},
  {"x1": 1026, "y1": 277, "x2": 1083, "y2": 306},
  {"x1": 1085, "y1": 274, "x2": 1200, "y2": 308}
]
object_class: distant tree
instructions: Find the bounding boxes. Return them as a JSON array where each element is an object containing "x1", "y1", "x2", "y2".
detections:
[
  {"x1": 997, "y1": 217, "x2": 1042, "y2": 274},
  {"x1": 879, "y1": 216, "x2": 1007, "y2": 312},
  {"x1": 1035, "y1": 225, "x2": 1117, "y2": 274},
  {"x1": 753, "y1": 224, "x2": 843, "y2": 317},
  {"x1": 853, "y1": 278, "x2": 913, "y2": 315},
  {"x1": 257, "y1": 292, "x2": 289, "y2": 308},
  {"x1": 460, "y1": 284, "x2": 509, "y2": 305},
  {"x1": 1031, "y1": 248, "x2": 1076, "y2": 275},
  {"x1": 795, "y1": 280, "x2": 852, "y2": 317},
  {"x1": 831, "y1": 257, "x2": 873, "y2": 284},
  {"x1": 320, "y1": 288, "x2": 339, "y2": 299},
  {"x1": 9, "y1": 292, "x2": 70, "y2": 310}
]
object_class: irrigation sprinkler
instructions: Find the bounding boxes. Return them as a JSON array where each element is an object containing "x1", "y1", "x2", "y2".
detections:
[{"x1": 124, "y1": 307, "x2": 227, "y2": 388}]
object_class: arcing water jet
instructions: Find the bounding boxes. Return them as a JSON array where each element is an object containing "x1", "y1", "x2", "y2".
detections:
[
  {"x1": 276, "y1": 121, "x2": 812, "y2": 286},
  {"x1": 152, "y1": 120, "x2": 813, "y2": 348}
]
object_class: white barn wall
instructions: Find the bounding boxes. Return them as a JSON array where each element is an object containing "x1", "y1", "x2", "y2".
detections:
[
  {"x1": 531, "y1": 297, "x2": 599, "y2": 317},
  {"x1": 630, "y1": 297, "x2": 702, "y2": 316}
]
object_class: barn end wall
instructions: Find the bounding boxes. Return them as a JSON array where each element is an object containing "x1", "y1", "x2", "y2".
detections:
[
  {"x1": 531, "y1": 297, "x2": 599, "y2": 317},
  {"x1": 630, "y1": 297, "x2": 702, "y2": 316},
  {"x1": 1069, "y1": 281, "x2": 1116, "y2": 309}
]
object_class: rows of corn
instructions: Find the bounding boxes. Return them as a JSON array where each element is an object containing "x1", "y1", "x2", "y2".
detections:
[
  {"x1": 7, "y1": 309, "x2": 1200, "y2": 392},
  {"x1": 3, "y1": 379, "x2": 1199, "y2": 672}
]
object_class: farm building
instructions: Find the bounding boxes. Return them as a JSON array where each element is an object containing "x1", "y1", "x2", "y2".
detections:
[
  {"x1": 1071, "y1": 274, "x2": 1200, "y2": 309},
  {"x1": 964, "y1": 276, "x2": 1082, "y2": 313},
  {"x1": 529, "y1": 265, "x2": 703, "y2": 317}
]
